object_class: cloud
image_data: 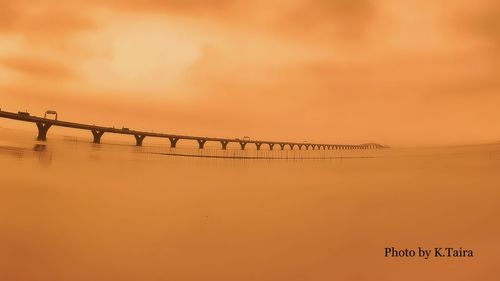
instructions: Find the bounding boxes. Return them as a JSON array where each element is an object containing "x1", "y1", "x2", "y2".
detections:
[
  {"x1": 0, "y1": 56, "x2": 75, "y2": 80},
  {"x1": 457, "y1": 0, "x2": 500, "y2": 60},
  {"x1": 276, "y1": 0, "x2": 375, "y2": 40},
  {"x1": 0, "y1": 1, "x2": 97, "y2": 37},
  {"x1": 94, "y1": 0, "x2": 236, "y2": 13}
]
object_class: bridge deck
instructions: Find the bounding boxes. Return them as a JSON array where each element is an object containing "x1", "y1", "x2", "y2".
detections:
[{"x1": 0, "y1": 110, "x2": 383, "y2": 149}]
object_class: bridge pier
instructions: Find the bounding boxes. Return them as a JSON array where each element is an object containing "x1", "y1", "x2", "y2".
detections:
[
  {"x1": 134, "y1": 135, "x2": 146, "y2": 146},
  {"x1": 36, "y1": 122, "x2": 52, "y2": 141},
  {"x1": 255, "y1": 143, "x2": 262, "y2": 150},
  {"x1": 91, "y1": 129, "x2": 105, "y2": 144},
  {"x1": 239, "y1": 142, "x2": 247, "y2": 150},
  {"x1": 298, "y1": 144, "x2": 303, "y2": 150},
  {"x1": 288, "y1": 144, "x2": 295, "y2": 150},
  {"x1": 220, "y1": 141, "x2": 229, "y2": 150},
  {"x1": 269, "y1": 143, "x2": 275, "y2": 150},
  {"x1": 169, "y1": 137, "x2": 179, "y2": 148},
  {"x1": 197, "y1": 139, "x2": 207, "y2": 149}
]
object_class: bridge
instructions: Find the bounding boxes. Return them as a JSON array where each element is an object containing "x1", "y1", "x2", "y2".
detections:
[{"x1": 0, "y1": 110, "x2": 385, "y2": 151}]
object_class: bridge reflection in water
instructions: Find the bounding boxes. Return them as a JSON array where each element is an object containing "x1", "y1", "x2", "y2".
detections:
[{"x1": 0, "y1": 110, "x2": 386, "y2": 159}]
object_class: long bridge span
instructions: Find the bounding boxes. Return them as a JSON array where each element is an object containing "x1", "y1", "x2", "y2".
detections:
[{"x1": 0, "y1": 110, "x2": 385, "y2": 151}]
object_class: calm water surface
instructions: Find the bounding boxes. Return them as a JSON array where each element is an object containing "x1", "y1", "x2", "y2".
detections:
[{"x1": 1, "y1": 127, "x2": 499, "y2": 280}]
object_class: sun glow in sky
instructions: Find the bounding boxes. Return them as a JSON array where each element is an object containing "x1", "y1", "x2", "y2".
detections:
[{"x1": 0, "y1": 0, "x2": 499, "y2": 145}]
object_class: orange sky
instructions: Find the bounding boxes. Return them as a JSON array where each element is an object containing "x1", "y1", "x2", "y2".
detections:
[{"x1": 0, "y1": 0, "x2": 499, "y2": 146}]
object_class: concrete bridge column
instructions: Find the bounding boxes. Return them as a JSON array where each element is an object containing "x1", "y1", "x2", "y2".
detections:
[
  {"x1": 279, "y1": 144, "x2": 286, "y2": 150},
  {"x1": 239, "y1": 142, "x2": 247, "y2": 150},
  {"x1": 288, "y1": 144, "x2": 295, "y2": 150},
  {"x1": 268, "y1": 143, "x2": 275, "y2": 150},
  {"x1": 298, "y1": 144, "x2": 303, "y2": 150},
  {"x1": 91, "y1": 129, "x2": 105, "y2": 144},
  {"x1": 255, "y1": 143, "x2": 262, "y2": 150},
  {"x1": 197, "y1": 139, "x2": 207, "y2": 149},
  {"x1": 134, "y1": 135, "x2": 146, "y2": 146},
  {"x1": 220, "y1": 141, "x2": 229, "y2": 150},
  {"x1": 169, "y1": 137, "x2": 179, "y2": 148},
  {"x1": 36, "y1": 122, "x2": 52, "y2": 141}
]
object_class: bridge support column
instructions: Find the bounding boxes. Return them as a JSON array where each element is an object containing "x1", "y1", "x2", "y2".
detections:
[
  {"x1": 269, "y1": 143, "x2": 275, "y2": 150},
  {"x1": 91, "y1": 129, "x2": 105, "y2": 144},
  {"x1": 134, "y1": 135, "x2": 146, "y2": 146},
  {"x1": 255, "y1": 143, "x2": 262, "y2": 150},
  {"x1": 169, "y1": 137, "x2": 179, "y2": 148},
  {"x1": 289, "y1": 144, "x2": 295, "y2": 150},
  {"x1": 298, "y1": 144, "x2": 303, "y2": 150},
  {"x1": 220, "y1": 141, "x2": 229, "y2": 150},
  {"x1": 279, "y1": 144, "x2": 285, "y2": 150},
  {"x1": 36, "y1": 122, "x2": 52, "y2": 141},
  {"x1": 197, "y1": 139, "x2": 207, "y2": 149},
  {"x1": 239, "y1": 142, "x2": 247, "y2": 150}
]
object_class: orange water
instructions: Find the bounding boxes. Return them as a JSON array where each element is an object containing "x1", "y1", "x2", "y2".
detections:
[{"x1": 1, "y1": 127, "x2": 499, "y2": 280}]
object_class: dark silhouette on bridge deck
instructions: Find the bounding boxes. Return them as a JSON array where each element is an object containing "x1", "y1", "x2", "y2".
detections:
[{"x1": 0, "y1": 110, "x2": 386, "y2": 151}]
